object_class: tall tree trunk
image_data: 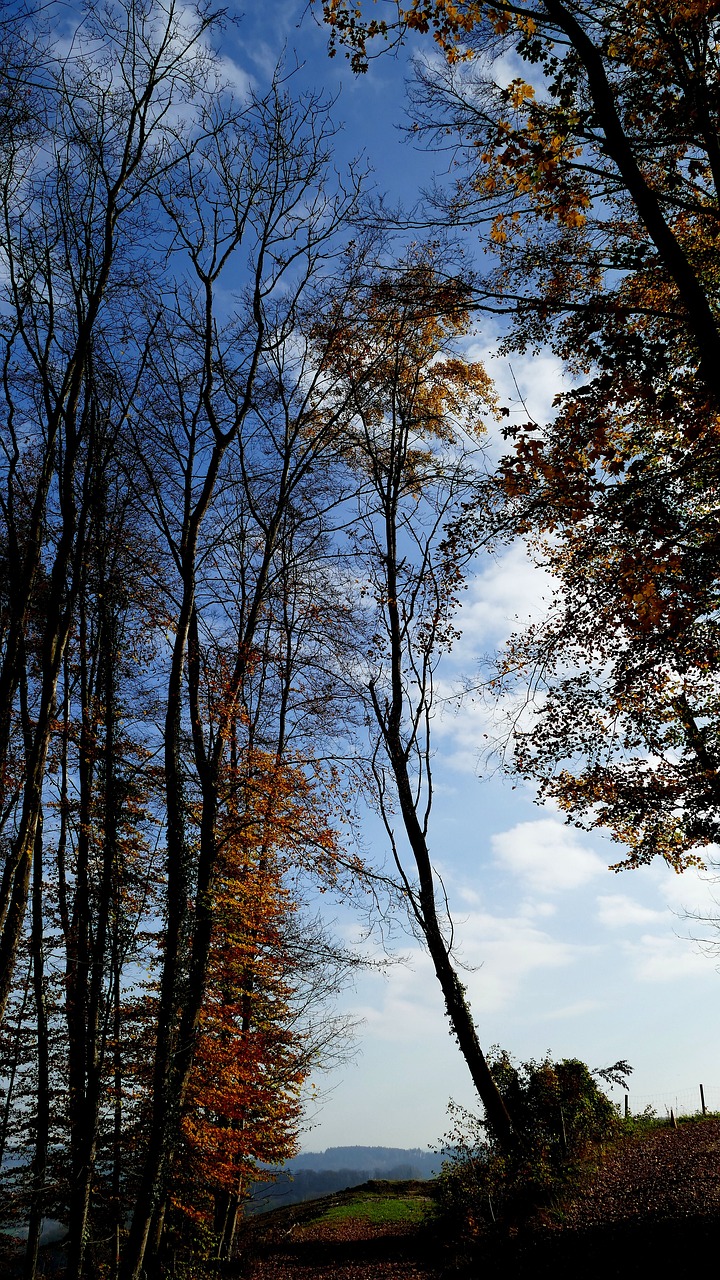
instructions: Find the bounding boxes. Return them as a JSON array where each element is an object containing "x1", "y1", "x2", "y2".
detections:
[
  {"x1": 65, "y1": 589, "x2": 95, "y2": 1280},
  {"x1": 542, "y1": 0, "x2": 720, "y2": 407},
  {"x1": 0, "y1": 425, "x2": 86, "y2": 1025},
  {"x1": 24, "y1": 814, "x2": 49, "y2": 1280},
  {"x1": 0, "y1": 958, "x2": 31, "y2": 1169},
  {"x1": 66, "y1": 536, "x2": 125, "y2": 1280},
  {"x1": 379, "y1": 692, "x2": 515, "y2": 1149}
]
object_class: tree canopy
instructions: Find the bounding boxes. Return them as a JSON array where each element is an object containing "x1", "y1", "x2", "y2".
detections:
[
  {"x1": 323, "y1": 0, "x2": 720, "y2": 872},
  {"x1": 4, "y1": 1, "x2": 720, "y2": 1275}
]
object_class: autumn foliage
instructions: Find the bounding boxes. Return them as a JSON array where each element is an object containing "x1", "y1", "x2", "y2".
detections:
[
  {"x1": 322, "y1": 0, "x2": 720, "y2": 872},
  {"x1": 175, "y1": 750, "x2": 341, "y2": 1244},
  {"x1": 7, "y1": 1, "x2": 720, "y2": 1275}
]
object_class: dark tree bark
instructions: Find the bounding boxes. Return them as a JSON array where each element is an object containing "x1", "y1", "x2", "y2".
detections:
[
  {"x1": 0, "y1": 0, "x2": 222, "y2": 1029},
  {"x1": 122, "y1": 84, "x2": 363, "y2": 1278},
  {"x1": 23, "y1": 815, "x2": 48, "y2": 1280},
  {"x1": 319, "y1": 259, "x2": 518, "y2": 1147}
]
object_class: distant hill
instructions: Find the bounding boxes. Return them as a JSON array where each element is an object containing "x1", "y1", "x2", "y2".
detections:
[
  {"x1": 285, "y1": 1146, "x2": 442, "y2": 1174},
  {"x1": 248, "y1": 1146, "x2": 444, "y2": 1212}
]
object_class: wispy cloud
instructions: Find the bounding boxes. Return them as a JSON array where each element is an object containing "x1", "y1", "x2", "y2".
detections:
[
  {"x1": 596, "y1": 894, "x2": 667, "y2": 929},
  {"x1": 350, "y1": 900, "x2": 585, "y2": 1040},
  {"x1": 626, "y1": 932, "x2": 716, "y2": 983},
  {"x1": 542, "y1": 998, "x2": 606, "y2": 1021}
]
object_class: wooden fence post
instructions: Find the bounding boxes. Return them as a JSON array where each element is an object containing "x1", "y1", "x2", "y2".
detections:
[
  {"x1": 624, "y1": 1094, "x2": 629, "y2": 1119},
  {"x1": 701, "y1": 1083, "x2": 707, "y2": 1116}
]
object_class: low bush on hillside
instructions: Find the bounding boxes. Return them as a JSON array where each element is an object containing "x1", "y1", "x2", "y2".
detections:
[{"x1": 434, "y1": 1049, "x2": 629, "y2": 1246}]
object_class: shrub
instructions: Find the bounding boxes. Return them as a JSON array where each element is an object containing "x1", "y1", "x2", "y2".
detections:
[{"x1": 435, "y1": 1049, "x2": 627, "y2": 1242}]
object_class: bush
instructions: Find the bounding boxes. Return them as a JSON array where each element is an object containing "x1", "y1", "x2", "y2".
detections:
[{"x1": 435, "y1": 1049, "x2": 627, "y2": 1243}]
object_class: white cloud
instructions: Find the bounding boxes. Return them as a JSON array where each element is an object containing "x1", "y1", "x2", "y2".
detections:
[
  {"x1": 457, "y1": 886, "x2": 482, "y2": 906},
  {"x1": 492, "y1": 818, "x2": 608, "y2": 892},
  {"x1": 628, "y1": 932, "x2": 717, "y2": 983},
  {"x1": 461, "y1": 909, "x2": 578, "y2": 1013},
  {"x1": 465, "y1": 338, "x2": 570, "y2": 459},
  {"x1": 435, "y1": 684, "x2": 539, "y2": 775},
  {"x1": 596, "y1": 894, "x2": 667, "y2": 929},
  {"x1": 519, "y1": 900, "x2": 557, "y2": 918},
  {"x1": 455, "y1": 542, "x2": 555, "y2": 652},
  {"x1": 592, "y1": 865, "x2": 720, "y2": 981},
  {"x1": 657, "y1": 863, "x2": 720, "y2": 919},
  {"x1": 349, "y1": 901, "x2": 585, "y2": 1040},
  {"x1": 430, "y1": 542, "x2": 556, "y2": 773},
  {"x1": 351, "y1": 950, "x2": 442, "y2": 1042},
  {"x1": 217, "y1": 56, "x2": 254, "y2": 98}
]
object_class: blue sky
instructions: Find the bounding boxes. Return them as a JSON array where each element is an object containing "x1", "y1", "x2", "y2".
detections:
[{"x1": 225, "y1": 0, "x2": 720, "y2": 1153}]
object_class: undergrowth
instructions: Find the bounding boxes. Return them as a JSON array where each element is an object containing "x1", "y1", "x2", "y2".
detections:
[
  {"x1": 433, "y1": 1048, "x2": 720, "y2": 1270},
  {"x1": 433, "y1": 1049, "x2": 629, "y2": 1253}
]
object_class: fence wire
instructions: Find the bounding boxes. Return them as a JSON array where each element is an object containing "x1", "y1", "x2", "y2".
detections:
[{"x1": 610, "y1": 1084, "x2": 720, "y2": 1117}]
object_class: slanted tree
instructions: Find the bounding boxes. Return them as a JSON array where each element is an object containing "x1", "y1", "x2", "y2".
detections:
[{"x1": 312, "y1": 253, "x2": 519, "y2": 1148}]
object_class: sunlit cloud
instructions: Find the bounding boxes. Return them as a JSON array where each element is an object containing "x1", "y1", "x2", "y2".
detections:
[
  {"x1": 453, "y1": 542, "x2": 555, "y2": 652},
  {"x1": 466, "y1": 336, "x2": 570, "y2": 459},
  {"x1": 492, "y1": 818, "x2": 608, "y2": 892},
  {"x1": 432, "y1": 541, "x2": 555, "y2": 772}
]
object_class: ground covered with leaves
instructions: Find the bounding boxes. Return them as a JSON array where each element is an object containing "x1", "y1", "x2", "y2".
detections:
[
  {"x1": 498, "y1": 1115, "x2": 720, "y2": 1278},
  {"x1": 4, "y1": 1121, "x2": 719, "y2": 1277},
  {"x1": 234, "y1": 1119, "x2": 720, "y2": 1279},
  {"x1": 234, "y1": 1180, "x2": 438, "y2": 1279}
]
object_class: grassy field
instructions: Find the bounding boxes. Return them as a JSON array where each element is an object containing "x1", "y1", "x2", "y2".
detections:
[{"x1": 311, "y1": 1191, "x2": 433, "y2": 1226}]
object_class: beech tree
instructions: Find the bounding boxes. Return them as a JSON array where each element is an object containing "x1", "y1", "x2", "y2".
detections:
[
  {"x1": 174, "y1": 749, "x2": 355, "y2": 1260},
  {"x1": 494, "y1": 256, "x2": 720, "y2": 872},
  {"x1": 117, "y1": 76, "x2": 368, "y2": 1276},
  {"x1": 323, "y1": 0, "x2": 720, "y2": 384},
  {"x1": 0, "y1": 0, "x2": 220, "y2": 1032},
  {"x1": 321, "y1": 0, "x2": 720, "y2": 874}
]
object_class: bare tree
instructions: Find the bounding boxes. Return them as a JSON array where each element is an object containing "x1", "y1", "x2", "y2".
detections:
[
  {"x1": 313, "y1": 255, "x2": 518, "y2": 1148},
  {"x1": 0, "y1": 0, "x2": 222, "y2": 1036},
  {"x1": 1, "y1": 10, "x2": 487, "y2": 1274},
  {"x1": 117, "y1": 76, "x2": 369, "y2": 1276}
]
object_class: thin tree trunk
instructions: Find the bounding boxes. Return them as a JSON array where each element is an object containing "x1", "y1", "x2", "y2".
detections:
[
  {"x1": 65, "y1": 588, "x2": 95, "y2": 1280},
  {"x1": 111, "y1": 956, "x2": 123, "y2": 1280},
  {"x1": 24, "y1": 814, "x2": 49, "y2": 1280},
  {"x1": 369, "y1": 410, "x2": 516, "y2": 1151},
  {"x1": 0, "y1": 957, "x2": 31, "y2": 1168},
  {"x1": 67, "y1": 538, "x2": 125, "y2": 1280},
  {"x1": 382, "y1": 706, "x2": 515, "y2": 1149}
]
